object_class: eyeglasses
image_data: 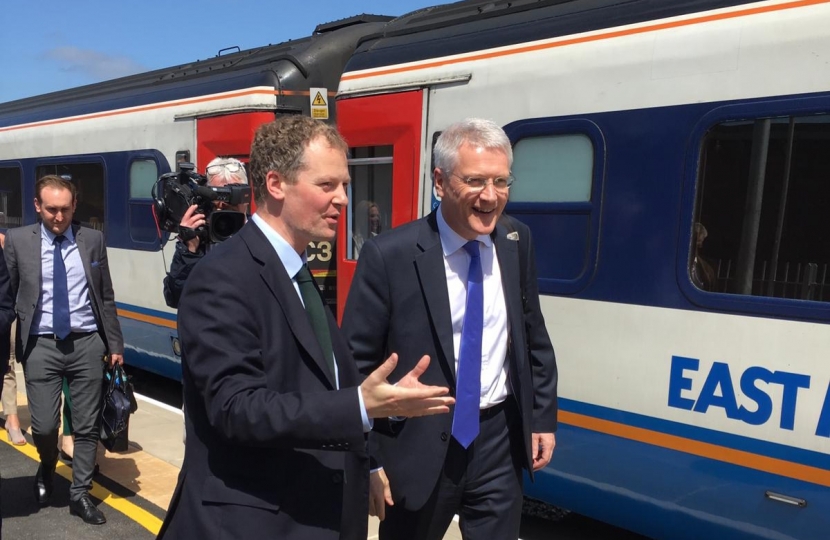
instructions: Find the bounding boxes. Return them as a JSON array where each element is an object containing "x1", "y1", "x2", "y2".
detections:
[
  {"x1": 206, "y1": 161, "x2": 245, "y2": 175},
  {"x1": 447, "y1": 171, "x2": 514, "y2": 192}
]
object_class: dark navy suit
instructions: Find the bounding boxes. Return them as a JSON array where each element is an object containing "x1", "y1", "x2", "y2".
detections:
[
  {"x1": 158, "y1": 221, "x2": 369, "y2": 540},
  {"x1": 343, "y1": 212, "x2": 558, "y2": 539}
]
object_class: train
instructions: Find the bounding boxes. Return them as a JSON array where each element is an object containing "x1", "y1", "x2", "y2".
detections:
[{"x1": 2, "y1": 0, "x2": 830, "y2": 538}]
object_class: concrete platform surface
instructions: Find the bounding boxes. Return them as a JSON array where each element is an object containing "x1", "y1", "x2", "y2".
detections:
[{"x1": 2, "y1": 363, "x2": 465, "y2": 539}]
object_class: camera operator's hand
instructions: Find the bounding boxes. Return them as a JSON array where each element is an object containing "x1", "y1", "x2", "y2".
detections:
[{"x1": 179, "y1": 204, "x2": 206, "y2": 253}]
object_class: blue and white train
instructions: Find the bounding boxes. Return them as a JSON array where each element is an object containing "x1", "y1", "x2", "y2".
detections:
[
  {"x1": 334, "y1": 1, "x2": 830, "y2": 538},
  {"x1": 2, "y1": 0, "x2": 830, "y2": 538}
]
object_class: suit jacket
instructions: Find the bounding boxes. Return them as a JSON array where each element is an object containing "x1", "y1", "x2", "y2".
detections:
[
  {"x1": 0, "y1": 246, "x2": 17, "y2": 362},
  {"x1": 342, "y1": 212, "x2": 558, "y2": 510},
  {"x1": 157, "y1": 221, "x2": 370, "y2": 540},
  {"x1": 4, "y1": 223, "x2": 123, "y2": 359}
]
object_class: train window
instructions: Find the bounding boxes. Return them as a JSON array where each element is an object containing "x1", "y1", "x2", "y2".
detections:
[
  {"x1": 347, "y1": 146, "x2": 392, "y2": 260},
  {"x1": 36, "y1": 163, "x2": 106, "y2": 232},
  {"x1": 0, "y1": 166, "x2": 23, "y2": 229},
  {"x1": 510, "y1": 134, "x2": 593, "y2": 202},
  {"x1": 694, "y1": 114, "x2": 830, "y2": 301},
  {"x1": 130, "y1": 159, "x2": 158, "y2": 199}
]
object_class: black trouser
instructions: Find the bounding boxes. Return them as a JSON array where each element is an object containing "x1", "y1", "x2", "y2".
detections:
[{"x1": 380, "y1": 398, "x2": 525, "y2": 540}]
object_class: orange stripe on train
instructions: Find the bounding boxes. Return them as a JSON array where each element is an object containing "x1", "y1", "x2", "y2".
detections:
[
  {"x1": 560, "y1": 410, "x2": 830, "y2": 488},
  {"x1": 341, "y1": 0, "x2": 830, "y2": 82}
]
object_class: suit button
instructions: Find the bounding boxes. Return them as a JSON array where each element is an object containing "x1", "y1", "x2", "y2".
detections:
[
  {"x1": 332, "y1": 473, "x2": 343, "y2": 484},
  {"x1": 440, "y1": 432, "x2": 448, "y2": 442}
]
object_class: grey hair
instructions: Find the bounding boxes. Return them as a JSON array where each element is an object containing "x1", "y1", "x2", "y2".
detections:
[
  {"x1": 432, "y1": 118, "x2": 513, "y2": 175},
  {"x1": 206, "y1": 157, "x2": 248, "y2": 186}
]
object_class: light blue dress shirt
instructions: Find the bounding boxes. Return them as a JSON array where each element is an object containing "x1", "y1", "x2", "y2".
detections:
[{"x1": 32, "y1": 224, "x2": 98, "y2": 335}]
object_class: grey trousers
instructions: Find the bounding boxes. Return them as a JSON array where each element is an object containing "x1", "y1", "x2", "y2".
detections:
[{"x1": 22, "y1": 332, "x2": 106, "y2": 501}]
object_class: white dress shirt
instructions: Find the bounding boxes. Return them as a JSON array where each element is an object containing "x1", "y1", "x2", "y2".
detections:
[{"x1": 436, "y1": 206, "x2": 510, "y2": 409}]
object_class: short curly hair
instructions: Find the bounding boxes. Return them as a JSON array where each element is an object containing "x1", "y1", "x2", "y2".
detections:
[{"x1": 249, "y1": 116, "x2": 348, "y2": 205}]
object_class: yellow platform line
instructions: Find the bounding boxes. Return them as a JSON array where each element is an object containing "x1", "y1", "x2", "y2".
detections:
[{"x1": 0, "y1": 427, "x2": 163, "y2": 535}]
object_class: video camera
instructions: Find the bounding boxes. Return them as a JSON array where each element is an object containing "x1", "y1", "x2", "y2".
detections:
[{"x1": 152, "y1": 163, "x2": 250, "y2": 243}]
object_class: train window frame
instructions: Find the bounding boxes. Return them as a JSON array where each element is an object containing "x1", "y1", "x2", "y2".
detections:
[
  {"x1": 129, "y1": 159, "x2": 158, "y2": 199},
  {"x1": 35, "y1": 158, "x2": 107, "y2": 233},
  {"x1": 347, "y1": 145, "x2": 393, "y2": 261},
  {"x1": 128, "y1": 155, "x2": 164, "y2": 246},
  {"x1": 510, "y1": 133, "x2": 594, "y2": 203},
  {"x1": 503, "y1": 117, "x2": 605, "y2": 295},
  {"x1": 0, "y1": 163, "x2": 24, "y2": 230},
  {"x1": 678, "y1": 95, "x2": 830, "y2": 320}
]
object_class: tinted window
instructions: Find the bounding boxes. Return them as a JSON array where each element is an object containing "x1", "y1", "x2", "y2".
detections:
[
  {"x1": 36, "y1": 163, "x2": 106, "y2": 232},
  {"x1": 348, "y1": 146, "x2": 393, "y2": 260},
  {"x1": 511, "y1": 134, "x2": 593, "y2": 202},
  {"x1": 693, "y1": 115, "x2": 830, "y2": 301},
  {"x1": 0, "y1": 166, "x2": 23, "y2": 228},
  {"x1": 130, "y1": 159, "x2": 158, "y2": 199}
]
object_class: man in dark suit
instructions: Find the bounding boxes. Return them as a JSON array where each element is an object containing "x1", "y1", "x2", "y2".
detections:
[
  {"x1": 0, "y1": 238, "x2": 18, "y2": 536},
  {"x1": 343, "y1": 118, "x2": 559, "y2": 540},
  {"x1": 157, "y1": 116, "x2": 454, "y2": 540},
  {"x1": 4, "y1": 175, "x2": 124, "y2": 525}
]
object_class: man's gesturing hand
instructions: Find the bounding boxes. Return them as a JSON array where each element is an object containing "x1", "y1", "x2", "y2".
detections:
[{"x1": 361, "y1": 354, "x2": 454, "y2": 419}]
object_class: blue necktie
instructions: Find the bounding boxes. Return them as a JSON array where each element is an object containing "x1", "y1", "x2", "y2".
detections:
[
  {"x1": 452, "y1": 240, "x2": 483, "y2": 448},
  {"x1": 52, "y1": 235, "x2": 71, "y2": 340}
]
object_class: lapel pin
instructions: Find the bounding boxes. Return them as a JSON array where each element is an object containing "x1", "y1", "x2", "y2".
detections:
[{"x1": 506, "y1": 231, "x2": 519, "y2": 241}]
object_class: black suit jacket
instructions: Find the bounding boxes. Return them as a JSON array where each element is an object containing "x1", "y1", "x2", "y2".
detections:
[
  {"x1": 157, "y1": 221, "x2": 369, "y2": 540},
  {"x1": 342, "y1": 212, "x2": 558, "y2": 510},
  {"x1": 4, "y1": 223, "x2": 123, "y2": 358},
  {"x1": 0, "y1": 245, "x2": 16, "y2": 363}
]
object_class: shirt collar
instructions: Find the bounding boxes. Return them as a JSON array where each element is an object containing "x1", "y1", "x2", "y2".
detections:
[
  {"x1": 436, "y1": 204, "x2": 493, "y2": 257},
  {"x1": 40, "y1": 223, "x2": 75, "y2": 244},
  {"x1": 250, "y1": 213, "x2": 306, "y2": 278}
]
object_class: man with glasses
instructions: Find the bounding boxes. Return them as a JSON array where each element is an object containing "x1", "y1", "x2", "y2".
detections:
[
  {"x1": 342, "y1": 118, "x2": 559, "y2": 540},
  {"x1": 163, "y1": 157, "x2": 249, "y2": 308}
]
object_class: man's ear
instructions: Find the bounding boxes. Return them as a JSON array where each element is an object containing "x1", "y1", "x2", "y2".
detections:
[
  {"x1": 265, "y1": 171, "x2": 286, "y2": 201},
  {"x1": 434, "y1": 168, "x2": 446, "y2": 199}
]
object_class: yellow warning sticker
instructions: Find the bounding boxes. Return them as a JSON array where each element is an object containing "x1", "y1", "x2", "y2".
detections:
[{"x1": 310, "y1": 87, "x2": 329, "y2": 119}]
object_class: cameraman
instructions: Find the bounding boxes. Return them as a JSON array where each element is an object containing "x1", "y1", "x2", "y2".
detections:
[{"x1": 162, "y1": 157, "x2": 249, "y2": 308}]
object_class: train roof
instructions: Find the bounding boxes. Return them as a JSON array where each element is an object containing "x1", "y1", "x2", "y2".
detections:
[
  {"x1": 0, "y1": 15, "x2": 392, "y2": 127},
  {"x1": 344, "y1": 0, "x2": 763, "y2": 73}
]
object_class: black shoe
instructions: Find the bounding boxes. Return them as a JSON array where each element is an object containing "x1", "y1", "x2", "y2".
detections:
[
  {"x1": 69, "y1": 494, "x2": 106, "y2": 525},
  {"x1": 33, "y1": 463, "x2": 55, "y2": 506}
]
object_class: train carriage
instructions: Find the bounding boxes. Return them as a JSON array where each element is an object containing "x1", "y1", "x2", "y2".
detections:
[
  {"x1": 0, "y1": 16, "x2": 391, "y2": 379},
  {"x1": 333, "y1": 1, "x2": 830, "y2": 538},
  {"x1": 2, "y1": 0, "x2": 830, "y2": 537}
]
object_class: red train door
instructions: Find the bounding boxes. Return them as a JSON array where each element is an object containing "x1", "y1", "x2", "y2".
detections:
[{"x1": 336, "y1": 90, "x2": 425, "y2": 320}]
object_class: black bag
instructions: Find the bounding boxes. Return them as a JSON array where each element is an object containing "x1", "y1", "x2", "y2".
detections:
[{"x1": 99, "y1": 364, "x2": 137, "y2": 451}]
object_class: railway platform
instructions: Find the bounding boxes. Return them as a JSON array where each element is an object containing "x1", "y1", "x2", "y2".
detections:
[{"x1": 0, "y1": 364, "x2": 464, "y2": 539}]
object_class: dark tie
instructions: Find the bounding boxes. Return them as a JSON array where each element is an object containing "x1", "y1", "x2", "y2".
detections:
[
  {"x1": 296, "y1": 264, "x2": 335, "y2": 378},
  {"x1": 452, "y1": 240, "x2": 483, "y2": 448},
  {"x1": 52, "y1": 235, "x2": 71, "y2": 340}
]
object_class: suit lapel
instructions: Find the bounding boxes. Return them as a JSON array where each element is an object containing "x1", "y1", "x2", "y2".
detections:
[
  {"x1": 494, "y1": 221, "x2": 526, "y2": 393},
  {"x1": 73, "y1": 225, "x2": 96, "y2": 301},
  {"x1": 27, "y1": 224, "x2": 42, "y2": 285},
  {"x1": 414, "y1": 214, "x2": 457, "y2": 380},
  {"x1": 241, "y1": 224, "x2": 336, "y2": 388},
  {"x1": 494, "y1": 222, "x2": 522, "y2": 331}
]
